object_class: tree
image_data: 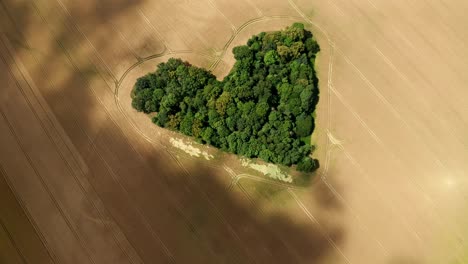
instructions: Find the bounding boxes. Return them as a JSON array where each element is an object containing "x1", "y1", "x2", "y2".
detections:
[
  {"x1": 255, "y1": 101, "x2": 270, "y2": 117},
  {"x1": 300, "y1": 85, "x2": 314, "y2": 111},
  {"x1": 305, "y1": 38, "x2": 320, "y2": 54},
  {"x1": 201, "y1": 127, "x2": 214, "y2": 144},
  {"x1": 264, "y1": 50, "x2": 278, "y2": 65},
  {"x1": 132, "y1": 89, "x2": 152, "y2": 112},
  {"x1": 134, "y1": 76, "x2": 151, "y2": 92},
  {"x1": 131, "y1": 23, "x2": 321, "y2": 172},
  {"x1": 166, "y1": 113, "x2": 182, "y2": 129},
  {"x1": 277, "y1": 45, "x2": 290, "y2": 61},
  {"x1": 295, "y1": 113, "x2": 314, "y2": 137},
  {"x1": 233, "y1": 45, "x2": 252, "y2": 60},
  {"x1": 297, "y1": 157, "x2": 318, "y2": 172},
  {"x1": 192, "y1": 118, "x2": 203, "y2": 138},
  {"x1": 179, "y1": 112, "x2": 194, "y2": 136},
  {"x1": 161, "y1": 93, "x2": 178, "y2": 112},
  {"x1": 290, "y1": 42, "x2": 305, "y2": 59},
  {"x1": 215, "y1": 91, "x2": 231, "y2": 115}
]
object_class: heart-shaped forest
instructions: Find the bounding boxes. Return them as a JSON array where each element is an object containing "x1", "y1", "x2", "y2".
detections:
[{"x1": 131, "y1": 23, "x2": 320, "y2": 172}]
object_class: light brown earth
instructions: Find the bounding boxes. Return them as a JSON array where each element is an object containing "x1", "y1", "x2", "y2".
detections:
[{"x1": 1, "y1": 0, "x2": 467, "y2": 263}]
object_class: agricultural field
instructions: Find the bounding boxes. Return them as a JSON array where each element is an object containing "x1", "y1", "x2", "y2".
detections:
[{"x1": 0, "y1": 0, "x2": 467, "y2": 263}]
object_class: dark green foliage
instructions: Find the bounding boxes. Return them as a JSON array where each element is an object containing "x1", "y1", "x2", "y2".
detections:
[
  {"x1": 297, "y1": 157, "x2": 319, "y2": 172},
  {"x1": 295, "y1": 114, "x2": 314, "y2": 138},
  {"x1": 131, "y1": 23, "x2": 320, "y2": 172},
  {"x1": 264, "y1": 50, "x2": 278, "y2": 65}
]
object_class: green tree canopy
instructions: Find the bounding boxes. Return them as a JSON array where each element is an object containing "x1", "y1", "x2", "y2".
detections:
[{"x1": 131, "y1": 23, "x2": 320, "y2": 172}]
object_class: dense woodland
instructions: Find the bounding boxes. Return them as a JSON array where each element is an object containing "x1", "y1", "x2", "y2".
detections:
[{"x1": 132, "y1": 23, "x2": 320, "y2": 172}]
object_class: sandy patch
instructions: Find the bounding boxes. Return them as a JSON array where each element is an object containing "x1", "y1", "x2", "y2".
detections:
[
  {"x1": 240, "y1": 159, "x2": 292, "y2": 183},
  {"x1": 170, "y1": 138, "x2": 213, "y2": 160}
]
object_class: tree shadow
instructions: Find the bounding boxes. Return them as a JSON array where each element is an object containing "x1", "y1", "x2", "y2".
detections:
[
  {"x1": 118, "y1": 148, "x2": 346, "y2": 263},
  {"x1": 311, "y1": 176, "x2": 344, "y2": 211}
]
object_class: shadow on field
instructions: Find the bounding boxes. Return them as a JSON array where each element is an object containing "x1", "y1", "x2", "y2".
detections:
[
  {"x1": 313, "y1": 175, "x2": 344, "y2": 211},
  {"x1": 0, "y1": 0, "x2": 346, "y2": 263},
  {"x1": 115, "y1": 142, "x2": 346, "y2": 263}
]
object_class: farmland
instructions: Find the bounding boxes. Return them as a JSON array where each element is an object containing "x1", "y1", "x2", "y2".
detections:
[{"x1": 1, "y1": 0, "x2": 468, "y2": 263}]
